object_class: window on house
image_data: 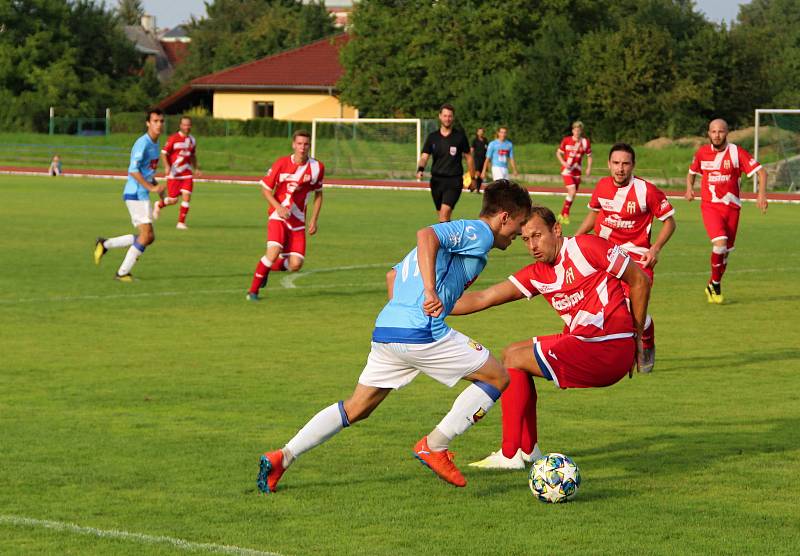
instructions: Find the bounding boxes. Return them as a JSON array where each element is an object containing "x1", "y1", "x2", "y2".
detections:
[{"x1": 254, "y1": 101, "x2": 274, "y2": 118}]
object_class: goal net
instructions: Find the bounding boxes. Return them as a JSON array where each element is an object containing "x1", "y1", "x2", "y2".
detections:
[
  {"x1": 754, "y1": 109, "x2": 800, "y2": 192},
  {"x1": 311, "y1": 118, "x2": 421, "y2": 179}
]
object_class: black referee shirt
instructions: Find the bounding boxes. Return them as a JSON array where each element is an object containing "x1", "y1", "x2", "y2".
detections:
[
  {"x1": 472, "y1": 136, "x2": 488, "y2": 165},
  {"x1": 422, "y1": 129, "x2": 470, "y2": 177}
]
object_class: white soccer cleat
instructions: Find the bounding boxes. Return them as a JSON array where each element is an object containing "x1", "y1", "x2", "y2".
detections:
[
  {"x1": 468, "y1": 449, "x2": 525, "y2": 470},
  {"x1": 176, "y1": 222, "x2": 188, "y2": 230},
  {"x1": 522, "y1": 444, "x2": 543, "y2": 463},
  {"x1": 152, "y1": 202, "x2": 161, "y2": 220}
]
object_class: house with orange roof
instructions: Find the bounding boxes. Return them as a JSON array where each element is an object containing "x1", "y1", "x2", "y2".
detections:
[{"x1": 157, "y1": 34, "x2": 356, "y2": 121}]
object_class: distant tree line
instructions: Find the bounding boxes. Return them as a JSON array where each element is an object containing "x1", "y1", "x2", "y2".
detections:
[{"x1": 339, "y1": 0, "x2": 800, "y2": 142}]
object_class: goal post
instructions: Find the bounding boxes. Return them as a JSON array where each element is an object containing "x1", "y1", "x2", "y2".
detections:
[
  {"x1": 754, "y1": 109, "x2": 800, "y2": 193},
  {"x1": 311, "y1": 118, "x2": 421, "y2": 179}
]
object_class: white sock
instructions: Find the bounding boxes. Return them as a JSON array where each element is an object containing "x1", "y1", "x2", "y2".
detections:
[
  {"x1": 524, "y1": 443, "x2": 543, "y2": 461},
  {"x1": 432, "y1": 382, "x2": 501, "y2": 449},
  {"x1": 284, "y1": 401, "x2": 350, "y2": 466},
  {"x1": 104, "y1": 234, "x2": 134, "y2": 249},
  {"x1": 117, "y1": 243, "x2": 144, "y2": 275}
]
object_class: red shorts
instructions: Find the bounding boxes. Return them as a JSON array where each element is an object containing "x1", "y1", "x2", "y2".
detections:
[
  {"x1": 561, "y1": 171, "x2": 581, "y2": 187},
  {"x1": 267, "y1": 218, "x2": 306, "y2": 258},
  {"x1": 167, "y1": 178, "x2": 193, "y2": 198},
  {"x1": 701, "y1": 202, "x2": 740, "y2": 248},
  {"x1": 532, "y1": 333, "x2": 635, "y2": 389}
]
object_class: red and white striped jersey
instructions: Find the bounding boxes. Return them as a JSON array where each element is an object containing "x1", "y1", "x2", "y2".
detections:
[
  {"x1": 509, "y1": 235, "x2": 634, "y2": 341},
  {"x1": 588, "y1": 176, "x2": 675, "y2": 257},
  {"x1": 559, "y1": 136, "x2": 592, "y2": 175},
  {"x1": 261, "y1": 155, "x2": 324, "y2": 230},
  {"x1": 688, "y1": 143, "x2": 762, "y2": 208},
  {"x1": 161, "y1": 132, "x2": 196, "y2": 179}
]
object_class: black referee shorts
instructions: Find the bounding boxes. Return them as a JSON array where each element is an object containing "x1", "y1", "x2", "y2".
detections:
[{"x1": 429, "y1": 175, "x2": 463, "y2": 211}]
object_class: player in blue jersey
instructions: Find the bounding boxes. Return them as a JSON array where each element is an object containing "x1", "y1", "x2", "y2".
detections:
[
  {"x1": 257, "y1": 180, "x2": 532, "y2": 492},
  {"x1": 93, "y1": 109, "x2": 165, "y2": 281},
  {"x1": 482, "y1": 127, "x2": 519, "y2": 182}
]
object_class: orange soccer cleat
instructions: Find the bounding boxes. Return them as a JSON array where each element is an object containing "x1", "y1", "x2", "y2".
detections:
[
  {"x1": 257, "y1": 450, "x2": 286, "y2": 494},
  {"x1": 413, "y1": 437, "x2": 466, "y2": 487}
]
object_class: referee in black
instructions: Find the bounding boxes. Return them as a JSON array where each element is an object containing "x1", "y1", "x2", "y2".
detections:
[{"x1": 416, "y1": 103, "x2": 476, "y2": 222}]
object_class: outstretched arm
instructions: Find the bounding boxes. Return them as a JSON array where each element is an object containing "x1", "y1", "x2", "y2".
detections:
[
  {"x1": 640, "y1": 215, "x2": 676, "y2": 269},
  {"x1": 451, "y1": 279, "x2": 526, "y2": 315},
  {"x1": 574, "y1": 211, "x2": 598, "y2": 236},
  {"x1": 620, "y1": 260, "x2": 651, "y2": 371}
]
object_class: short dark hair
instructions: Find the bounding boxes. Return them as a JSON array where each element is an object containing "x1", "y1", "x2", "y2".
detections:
[
  {"x1": 293, "y1": 129, "x2": 311, "y2": 140},
  {"x1": 609, "y1": 142, "x2": 636, "y2": 163},
  {"x1": 480, "y1": 179, "x2": 532, "y2": 218},
  {"x1": 146, "y1": 108, "x2": 164, "y2": 121},
  {"x1": 180, "y1": 115, "x2": 192, "y2": 123},
  {"x1": 528, "y1": 204, "x2": 557, "y2": 228},
  {"x1": 439, "y1": 103, "x2": 455, "y2": 114}
]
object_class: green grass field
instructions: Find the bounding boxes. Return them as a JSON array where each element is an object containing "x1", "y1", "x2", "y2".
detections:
[{"x1": 1, "y1": 175, "x2": 799, "y2": 555}]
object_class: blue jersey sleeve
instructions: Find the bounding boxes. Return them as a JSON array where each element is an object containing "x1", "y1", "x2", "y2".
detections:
[
  {"x1": 486, "y1": 141, "x2": 496, "y2": 161},
  {"x1": 509, "y1": 142, "x2": 515, "y2": 159},
  {"x1": 431, "y1": 220, "x2": 493, "y2": 257},
  {"x1": 128, "y1": 138, "x2": 146, "y2": 174}
]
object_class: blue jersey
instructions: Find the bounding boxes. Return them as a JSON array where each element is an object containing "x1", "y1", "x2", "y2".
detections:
[
  {"x1": 123, "y1": 133, "x2": 160, "y2": 200},
  {"x1": 486, "y1": 139, "x2": 514, "y2": 169},
  {"x1": 372, "y1": 219, "x2": 495, "y2": 344}
]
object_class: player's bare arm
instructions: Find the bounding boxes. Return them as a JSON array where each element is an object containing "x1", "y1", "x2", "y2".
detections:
[
  {"x1": 386, "y1": 268, "x2": 396, "y2": 300},
  {"x1": 756, "y1": 167, "x2": 768, "y2": 214},
  {"x1": 556, "y1": 149, "x2": 566, "y2": 167},
  {"x1": 642, "y1": 216, "x2": 676, "y2": 269},
  {"x1": 481, "y1": 157, "x2": 490, "y2": 179},
  {"x1": 307, "y1": 190, "x2": 323, "y2": 235},
  {"x1": 685, "y1": 172, "x2": 696, "y2": 201},
  {"x1": 450, "y1": 280, "x2": 525, "y2": 315},
  {"x1": 261, "y1": 186, "x2": 290, "y2": 219},
  {"x1": 574, "y1": 211, "x2": 598, "y2": 236},
  {"x1": 416, "y1": 227, "x2": 443, "y2": 317},
  {"x1": 416, "y1": 152, "x2": 430, "y2": 180},
  {"x1": 620, "y1": 259, "x2": 651, "y2": 370},
  {"x1": 131, "y1": 170, "x2": 163, "y2": 194},
  {"x1": 585, "y1": 154, "x2": 592, "y2": 177},
  {"x1": 510, "y1": 156, "x2": 519, "y2": 177},
  {"x1": 191, "y1": 153, "x2": 201, "y2": 177},
  {"x1": 160, "y1": 151, "x2": 171, "y2": 178}
]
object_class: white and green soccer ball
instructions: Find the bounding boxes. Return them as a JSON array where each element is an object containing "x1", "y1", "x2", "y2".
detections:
[{"x1": 528, "y1": 453, "x2": 581, "y2": 503}]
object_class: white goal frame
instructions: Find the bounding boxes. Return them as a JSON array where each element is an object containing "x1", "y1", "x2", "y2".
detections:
[
  {"x1": 311, "y1": 118, "x2": 422, "y2": 161},
  {"x1": 754, "y1": 108, "x2": 800, "y2": 192}
]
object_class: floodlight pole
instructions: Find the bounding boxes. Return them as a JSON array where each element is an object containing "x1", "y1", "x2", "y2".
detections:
[
  {"x1": 106, "y1": 108, "x2": 111, "y2": 136},
  {"x1": 49, "y1": 106, "x2": 54, "y2": 136}
]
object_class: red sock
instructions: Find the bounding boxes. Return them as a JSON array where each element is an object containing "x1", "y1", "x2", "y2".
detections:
[
  {"x1": 561, "y1": 197, "x2": 574, "y2": 216},
  {"x1": 642, "y1": 316, "x2": 655, "y2": 350},
  {"x1": 270, "y1": 257, "x2": 287, "y2": 272},
  {"x1": 178, "y1": 202, "x2": 189, "y2": 223},
  {"x1": 519, "y1": 377, "x2": 538, "y2": 456},
  {"x1": 249, "y1": 258, "x2": 270, "y2": 294},
  {"x1": 710, "y1": 251, "x2": 726, "y2": 283},
  {"x1": 157, "y1": 199, "x2": 165, "y2": 209},
  {"x1": 501, "y1": 368, "x2": 533, "y2": 459}
]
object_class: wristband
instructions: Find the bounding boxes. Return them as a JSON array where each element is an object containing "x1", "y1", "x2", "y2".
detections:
[{"x1": 417, "y1": 166, "x2": 424, "y2": 173}]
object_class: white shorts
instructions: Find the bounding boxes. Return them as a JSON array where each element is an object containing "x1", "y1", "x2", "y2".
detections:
[
  {"x1": 125, "y1": 200, "x2": 152, "y2": 227},
  {"x1": 358, "y1": 329, "x2": 491, "y2": 389},
  {"x1": 491, "y1": 167, "x2": 509, "y2": 181}
]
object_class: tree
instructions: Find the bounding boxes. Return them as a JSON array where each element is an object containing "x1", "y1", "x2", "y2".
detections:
[
  {"x1": 170, "y1": 0, "x2": 336, "y2": 89},
  {"x1": 0, "y1": 0, "x2": 159, "y2": 131},
  {"x1": 117, "y1": 0, "x2": 144, "y2": 25}
]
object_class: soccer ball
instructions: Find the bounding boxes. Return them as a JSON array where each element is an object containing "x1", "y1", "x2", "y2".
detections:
[{"x1": 528, "y1": 453, "x2": 581, "y2": 503}]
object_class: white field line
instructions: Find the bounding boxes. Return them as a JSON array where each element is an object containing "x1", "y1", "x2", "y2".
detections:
[
  {"x1": 3, "y1": 168, "x2": 799, "y2": 203},
  {"x1": 0, "y1": 514, "x2": 283, "y2": 556},
  {"x1": 280, "y1": 262, "x2": 392, "y2": 289},
  {"x1": 1, "y1": 265, "x2": 797, "y2": 306}
]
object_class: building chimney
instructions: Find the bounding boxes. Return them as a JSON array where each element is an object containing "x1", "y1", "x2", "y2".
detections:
[{"x1": 141, "y1": 14, "x2": 156, "y2": 34}]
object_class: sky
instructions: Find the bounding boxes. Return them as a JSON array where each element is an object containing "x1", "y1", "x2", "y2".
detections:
[{"x1": 140, "y1": 0, "x2": 749, "y2": 29}]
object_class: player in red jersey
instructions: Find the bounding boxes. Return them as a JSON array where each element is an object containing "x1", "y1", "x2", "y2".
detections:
[
  {"x1": 574, "y1": 143, "x2": 676, "y2": 373},
  {"x1": 454, "y1": 205, "x2": 651, "y2": 470},
  {"x1": 556, "y1": 121, "x2": 592, "y2": 225},
  {"x1": 686, "y1": 119, "x2": 767, "y2": 303},
  {"x1": 153, "y1": 116, "x2": 200, "y2": 229},
  {"x1": 246, "y1": 129, "x2": 324, "y2": 301}
]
